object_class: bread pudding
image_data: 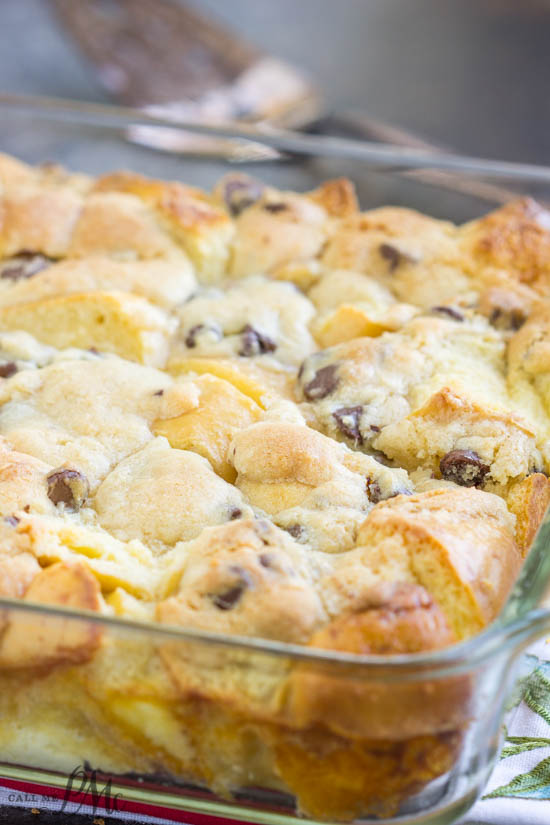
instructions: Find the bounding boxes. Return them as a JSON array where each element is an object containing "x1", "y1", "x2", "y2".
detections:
[{"x1": 0, "y1": 152, "x2": 549, "y2": 819}]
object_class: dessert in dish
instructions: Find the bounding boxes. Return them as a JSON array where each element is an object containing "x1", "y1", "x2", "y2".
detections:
[{"x1": 0, "y1": 150, "x2": 550, "y2": 818}]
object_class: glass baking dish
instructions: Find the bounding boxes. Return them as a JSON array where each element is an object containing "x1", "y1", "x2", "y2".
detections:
[{"x1": 1, "y1": 95, "x2": 550, "y2": 825}]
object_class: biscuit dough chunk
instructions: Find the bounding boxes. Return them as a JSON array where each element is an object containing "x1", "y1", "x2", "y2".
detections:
[
  {"x1": 94, "y1": 438, "x2": 250, "y2": 548},
  {"x1": 175, "y1": 276, "x2": 316, "y2": 367},
  {"x1": 230, "y1": 420, "x2": 411, "y2": 552}
]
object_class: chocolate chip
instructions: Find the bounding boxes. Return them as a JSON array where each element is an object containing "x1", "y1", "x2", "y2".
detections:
[
  {"x1": 238, "y1": 325, "x2": 277, "y2": 357},
  {"x1": 222, "y1": 175, "x2": 265, "y2": 217},
  {"x1": 439, "y1": 449, "x2": 490, "y2": 487},
  {"x1": 489, "y1": 307, "x2": 526, "y2": 331},
  {"x1": 379, "y1": 243, "x2": 402, "y2": 272},
  {"x1": 0, "y1": 252, "x2": 53, "y2": 282},
  {"x1": 303, "y1": 364, "x2": 339, "y2": 400},
  {"x1": 46, "y1": 468, "x2": 90, "y2": 510},
  {"x1": 259, "y1": 553, "x2": 273, "y2": 568},
  {"x1": 153, "y1": 389, "x2": 164, "y2": 396},
  {"x1": 432, "y1": 306, "x2": 464, "y2": 322},
  {"x1": 263, "y1": 202, "x2": 288, "y2": 214},
  {"x1": 370, "y1": 424, "x2": 381, "y2": 433},
  {"x1": 213, "y1": 584, "x2": 246, "y2": 610},
  {"x1": 4, "y1": 515, "x2": 20, "y2": 527},
  {"x1": 255, "y1": 519, "x2": 272, "y2": 544},
  {"x1": 0, "y1": 362, "x2": 17, "y2": 378},
  {"x1": 369, "y1": 449, "x2": 392, "y2": 466},
  {"x1": 366, "y1": 478, "x2": 383, "y2": 503},
  {"x1": 286, "y1": 524, "x2": 305, "y2": 540},
  {"x1": 229, "y1": 507, "x2": 242, "y2": 520},
  {"x1": 333, "y1": 405, "x2": 363, "y2": 444},
  {"x1": 212, "y1": 565, "x2": 253, "y2": 610},
  {"x1": 184, "y1": 323, "x2": 222, "y2": 348}
]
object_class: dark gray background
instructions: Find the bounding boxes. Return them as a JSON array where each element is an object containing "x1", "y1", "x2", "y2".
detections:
[{"x1": 2, "y1": 0, "x2": 550, "y2": 163}]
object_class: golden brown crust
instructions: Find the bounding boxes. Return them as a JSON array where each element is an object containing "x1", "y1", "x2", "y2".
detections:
[
  {"x1": 461, "y1": 198, "x2": 550, "y2": 291},
  {"x1": 356, "y1": 487, "x2": 522, "y2": 636},
  {"x1": 0, "y1": 561, "x2": 102, "y2": 669},
  {"x1": 0, "y1": 291, "x2": 173, "y2": 366},
  {"x1": 307, "y1": 178, "x2": 359, "y2": 218},
  {"x1": 507, "y1": 473, "x2": 550, "y2": 555},
  {"x1": 286, "y1": 582, "x2": 468, "y2": 743}
]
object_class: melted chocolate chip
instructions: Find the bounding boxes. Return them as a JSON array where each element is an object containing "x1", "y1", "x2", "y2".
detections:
[
  {"x1": 184, "y1": 323, "x2": 222, "y2": 348},
  {"x1": 239, "y1": 325, "x2": 276, "y2": 357},
  {"x1": 0, "y1": 362, "x2": 17, "y2": 378},
  {"x1": 0, "y1": 252, "x2": 53, "y2": 282},
  {"x1": 286, "y1": 524, "x2": 305, "y2": 540},
  {"x1": 489, "y1": 307, "x2": 527, "y2": 331},
  {"x1": 370, "y1": 424, "x2": 381, "y2": 433},
  {"x1": 223, "y1": 176, "x2": 265, "y2": 217},
  {"x1": 229, "y1": 507, "x2": 242, "y2": 520},
  {"x1": 366, "y1": 478, "x2": 383, "y2": 503},
  {"x1": 46, "y1": 468, "x2": 90, "y2": 509},
  {"x1": 432, "y1": 306, "x2": 464, "y2": 322},
  {"x1": 303, "y1": 364, "x2": 339, "y2": 400},
  {"x1": 4, "y1": 515, "x2": 20, "y2": 527},
  {"x1": 439, "y1": 449, "x2": 489, "y2": 487},
  {"x1": 153, "y1": 389, "x2": 164, "y2": 397},
  {"x1": 333, "y1": 405, "x2": 364, "y2": 444},
  {"x1": 263, "y1": 202, "x2": 288, "y2": 214}
]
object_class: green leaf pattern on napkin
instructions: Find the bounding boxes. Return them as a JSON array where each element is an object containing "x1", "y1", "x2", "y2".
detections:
[{"x1": 485, "y1": 658, "x2": 550, "y2": 799}]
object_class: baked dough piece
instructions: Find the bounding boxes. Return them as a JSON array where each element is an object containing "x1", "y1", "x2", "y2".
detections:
[
  {"x1": 0, "y1": 357, "x2": 189, "y2": 487},
  {"x1": 0, "y1": 437, "x2": 58, "y2": 517},
  {"x1": 94, "y1": 437, "x2": 250, "y2": 548},
  {"x1": 460, "y1": 198, "x2": 550, "y2": 294},
  {"x1": 324, "y1": 487, "x2": 521, "y2": 639},
  {"x1": 297, "y1": 315, "x2": 509, "y2": 453},
  {"x1": 153, "y1": 373, "x2": 263, "y2": 482},
  {"x1": 0, "y1": 561, "x2": 102, "y2": 670},
  {"x1": 156, "y1": 519, "x2": 330, "y2": 717},
  {"x1": 0, "y1": 257, "x2": 197, "y2": 310},
  {"x1": 374, "y1": 387, "x2": 542, "y2": 492},
  {"x1": 308, "y1": 269, "x2": 417, "y2": 346},
  {"x1": 92, "y1": 172, "x2": 233, "y2": 281},
  {"x1": 0, "y1": 291, "x2": 175, "y2": 366},
  {"x1": 507, "y1": 473, "x2": 550, "y2": 555},
  {"x1": 14, "y1": 513, "x2": 165, "y2": 599},
  {"x1": 174, "y1": 276, "x2": 316, "y2": 367},
  {"x1": 214, "y1": 175, "x2": 356, "y2": 280},
  {"x1": 287, "y1": 582, "x2": 467, "y2": 748},
  {"x1": 230, "y1": 420, "x2": 411, "y2": 552},
  {"x1": 322, "y1": 206, "x2": 470, "y2": 308}
]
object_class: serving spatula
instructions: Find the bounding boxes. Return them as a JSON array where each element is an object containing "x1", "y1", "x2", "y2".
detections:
[{"x1": 50, "y1": 0, "x2": 527, "y2": 203}]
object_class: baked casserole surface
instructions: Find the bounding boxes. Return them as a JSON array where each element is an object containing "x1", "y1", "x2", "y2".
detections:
[{"x1": 1, "y1": 152, "x2": 550, "y2": 818}]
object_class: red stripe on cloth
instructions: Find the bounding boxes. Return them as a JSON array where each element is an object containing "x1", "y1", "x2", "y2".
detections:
[{"x1": 0, "y1": 777, "x2": 253, "y2": 825}]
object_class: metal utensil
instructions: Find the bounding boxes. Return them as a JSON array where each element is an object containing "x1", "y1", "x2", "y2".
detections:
[{"x1": 50, "y1": 0, "x2": 547, "y2": 203}]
